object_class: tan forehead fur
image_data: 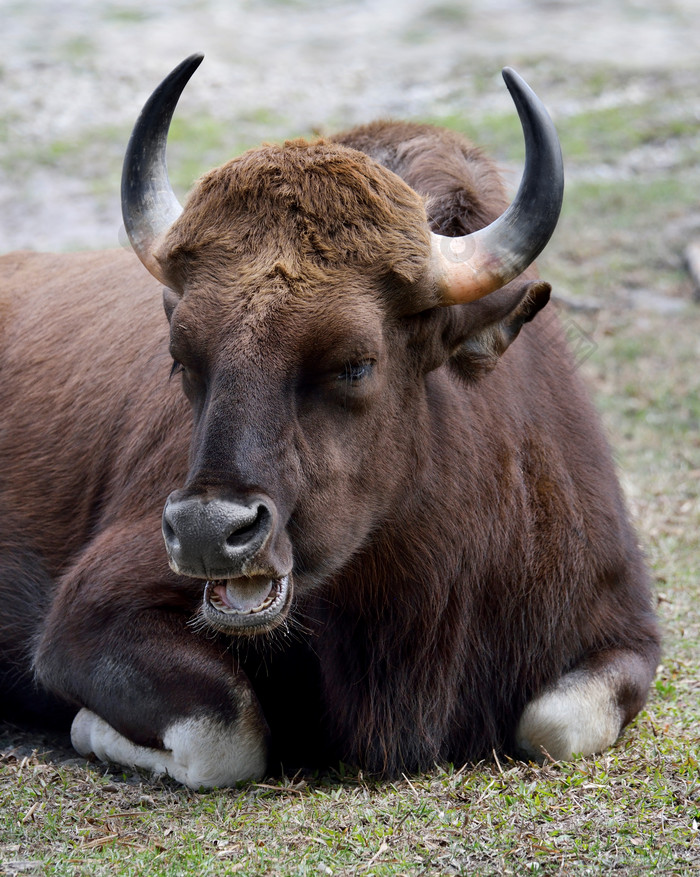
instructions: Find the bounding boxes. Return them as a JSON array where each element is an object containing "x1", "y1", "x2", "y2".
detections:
[{"x1": 156, "y1": 138, "x2": 432, "y2": 297}]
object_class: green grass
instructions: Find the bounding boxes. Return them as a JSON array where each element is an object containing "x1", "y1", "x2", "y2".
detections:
[
  {"x1": 58, "y1": 35, "x2": 96, "y2": 62},
  {"x1": 427, "y1": 102, "x2": 700, "y2": 169},
  {"x1": 0, "y1": 110, "x2": 308, "y2": 205},
  {"x1": 101, "y1": 5, "x2": 155, "y2": 24},
  {"x1": 427, "y1": 66, "x2": 700, "y2": 178},
  {"x1": 538, "y1": 173, "x2": 700, "y2": 301},
  {"x1": 2, "y1": 716, "x2": 698, "y2": 874},
  {"x1": 165, "y1": 111, "x2": 300, "y2": 190}
]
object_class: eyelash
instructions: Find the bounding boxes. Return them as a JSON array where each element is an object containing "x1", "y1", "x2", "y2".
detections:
[
  {"x1": 340, "y1": 360, "x2": 374, "y2": 383},
  {"x1": 169, "y1": 360, "x2": 184, "y2": 380}
]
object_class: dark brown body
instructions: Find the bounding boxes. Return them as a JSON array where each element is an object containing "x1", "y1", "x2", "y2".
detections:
[{"x1": 0, "y1": 120, "x2": 659, "y2": 781}]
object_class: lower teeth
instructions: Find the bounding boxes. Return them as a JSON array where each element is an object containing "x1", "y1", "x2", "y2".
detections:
[{"x1": 208, "y1": 580, "x2": 279, "y2": 615}]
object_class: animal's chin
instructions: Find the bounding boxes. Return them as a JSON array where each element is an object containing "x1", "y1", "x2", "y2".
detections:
[{"x1": 201, "y1": 574, "x2": 292, "y2": 634}]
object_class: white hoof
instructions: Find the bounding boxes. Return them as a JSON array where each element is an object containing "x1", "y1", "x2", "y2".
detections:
[
  {"x1": 516, "y1": 669, "x2": 623, "y2": 761},
  {"x1": 71, "y1": 703, "x2": 267, "y2": 789}
]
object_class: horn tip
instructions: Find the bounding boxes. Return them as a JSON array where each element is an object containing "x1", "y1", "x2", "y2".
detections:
[
  {"x1": 501, "y1": 67, "x2": 530, "y2": 95},
  {"x1": 181, "y1": 53, "x2": 205, "y2": 74}
]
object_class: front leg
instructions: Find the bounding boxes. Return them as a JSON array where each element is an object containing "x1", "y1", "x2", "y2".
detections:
[
  {"x1": 71, "y1": 700, "x2": 265, "y2": 789},
  {"x1": 33, "y1": 521, "x2": 268, "y2": 789},
  {"x1": 516, "y1": 648, "x2": 658, "y2": 761}
]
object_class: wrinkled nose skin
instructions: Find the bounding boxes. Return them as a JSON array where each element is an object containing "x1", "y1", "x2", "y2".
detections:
[{"x1": 162, "y1": 494, "x2": 275, "y2": 579}]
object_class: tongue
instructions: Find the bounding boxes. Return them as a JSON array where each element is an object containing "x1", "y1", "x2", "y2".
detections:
[{"x1": 213, "y1": 578, "x2": 274, "y2": 613}]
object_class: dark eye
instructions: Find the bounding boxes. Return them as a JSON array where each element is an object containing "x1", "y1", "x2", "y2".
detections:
[
  {"x1": 169, "y1": 360, "x2": 184, "y2": 380},
  {"x1": 339, "y1": 360, "x2": 374, "y2": 384}
]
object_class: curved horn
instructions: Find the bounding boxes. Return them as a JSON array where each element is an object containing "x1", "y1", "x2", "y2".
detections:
[
  {"x1": 431, "y1": 68, "x2": 564, "y2": 305},
  {"x1": 121, "y1": 54, "x2": 203, "y2": 283}
]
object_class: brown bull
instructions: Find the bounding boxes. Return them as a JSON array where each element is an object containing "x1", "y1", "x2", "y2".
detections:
[{"x1": 0, "y1": 57, "x2": 659, "y2": 788}]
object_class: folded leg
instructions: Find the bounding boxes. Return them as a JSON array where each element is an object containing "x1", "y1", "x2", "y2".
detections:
[
  {"x1": 516, "y1": 648, "x2": 657, "y2": 761},
  {"x1": 32, "y1": 520, "x2": 268, "y2": 788}
]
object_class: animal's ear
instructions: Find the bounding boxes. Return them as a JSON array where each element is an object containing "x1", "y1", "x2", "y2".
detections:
[
  {"x1": 447, "y1": 278, "x2": 551, "y2": 380},
  {"x1": 163, "y1": 287, "x2": 180, "y2": 322}
]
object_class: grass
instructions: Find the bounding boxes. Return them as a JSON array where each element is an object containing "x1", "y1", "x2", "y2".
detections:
[
  {"x1": 1, "y1": 718, "x2": 698, "y2": 874},
  {"x1": 0, "y1": 110, "x2": 305, "y2": 205},
  {"x1": 1, "y1": 45, "x2": 700, "y2": 877}
]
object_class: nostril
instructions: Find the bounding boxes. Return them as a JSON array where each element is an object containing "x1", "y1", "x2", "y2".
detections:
[
  {"x1": 162, "y1": 495, "x2": 276, "y2": 575},
  {"x1": 225, "y1": 505, "x2": 270, "y2": 548},
  {"x1": 162, "y1": 509, "x2": 178, "y2": 548}
]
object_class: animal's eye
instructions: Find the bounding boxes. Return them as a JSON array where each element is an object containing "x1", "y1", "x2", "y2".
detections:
[
  {"x1": 339, "y1": 360, "x2": 374, "y2": 384},
  {"x1": 169, "y1": 360, "x2": 184, "y2": 380}
]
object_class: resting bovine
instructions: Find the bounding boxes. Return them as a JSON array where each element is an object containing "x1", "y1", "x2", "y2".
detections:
[{"x1": 0, "y1": 56, "x2": 660, "y2": 788}]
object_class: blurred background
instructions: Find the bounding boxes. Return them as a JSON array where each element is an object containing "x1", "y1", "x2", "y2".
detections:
[{"x1": 1, "y1": 0, "x2": 698, "y2": 267}]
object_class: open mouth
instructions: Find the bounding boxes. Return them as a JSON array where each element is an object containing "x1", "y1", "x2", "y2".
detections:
[{"x1": 202, "y1": 574, "x2": 291, "y2": 633}]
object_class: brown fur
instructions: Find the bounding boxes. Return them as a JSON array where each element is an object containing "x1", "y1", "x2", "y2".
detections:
[{"x1": 0, "y1": 122, "x2": 659, "y2": 774}]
